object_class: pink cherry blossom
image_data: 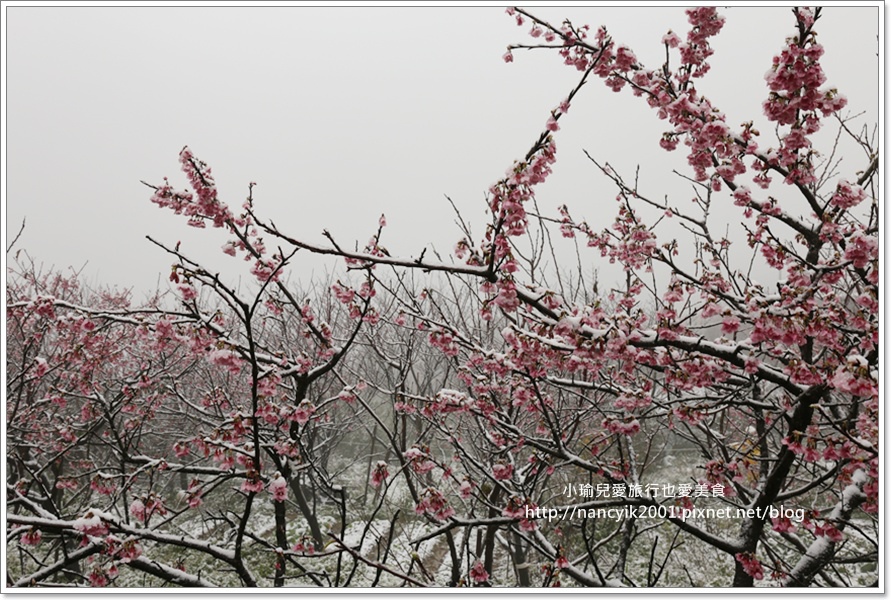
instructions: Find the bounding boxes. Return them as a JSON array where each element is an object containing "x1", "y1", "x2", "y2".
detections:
[
  {"x1": 89, "y1": 570, "x2": 109, "y2": 587},
  {"x1": 370, "y1": 461, "x2": 389, "y2": 488},
  {"x1": 207, "y1": 348, "x2": 242, "y2": 375},
  {"x1": 735, "y1": 552, "x2": 764, "y2": 580},
  {"x1": 458, "y1": 479, "x2": 474, "y2": 499},
  {"x1": 415, "y1": 487, "x2": 454, "y2": 522},
  {"x1": 129, "y1": 498, "x2": 146, "y2": 522},
  {"x1": 73, "y1": 513, "x2": 108, "y2": 537},
  {"x1": 492, "y1": 463, "x2": 513, "y2": 481},
  {"x1": 268, "y1": 472, "x2": 288, "y2": 502},
  {"x1": 291, "y1": 399, "x2": 315, "y2": 425},
  {"x1": 470, "y1": 561, "x2": 490, "y2": 583},
  {"x1": 21, "y1": 528, "x2": 42, "y2": 546},
  {"x1": 241, "y1": 476, "x2": 265, "y2": 494}
]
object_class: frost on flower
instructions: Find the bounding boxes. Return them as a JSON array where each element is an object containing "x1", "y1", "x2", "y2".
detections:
[
  {"x1": 207, "y1": 348, "x2": 242, "y2": 375},
  {"x1": 829, "y1": 180, "x2": 866, "y2": 209},
  {"x1": 404, "y1": 446, "x2": 437, "y2": 475},
  {"x1": 73, "y1": 512, "x2": 108, "y2": 537},
  {"x1": 268, "y1": 472, "x2": 288, "y2": 502},
  {"x1": 33, "y1": 357, "x2": 49, "y2": 378},
  {"x1": 116, "y1": 539, "x2": 142, "y2": 563},
  {"x1": 662, "y1": 30, "x2": 681, "y2": 48},
  {"x1": 458, "y1": 479, "x2": 474, "y2": 499},
  {"x1": 492, "y1": 463, "x2": 513, "y2": 481},
  {"x1": 831, "y1": 354, "x2": 876, "y2": 397},
  {"x1": 290, "y1": 399, "x2": 315, "y2": 425},
  {"x1": 129, "y1": 498, "x2": 146, "y2": 522}
]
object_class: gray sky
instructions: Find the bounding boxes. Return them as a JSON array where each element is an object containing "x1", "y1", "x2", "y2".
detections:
[{"x1": 4, "y1": 4, "x2": 880, "y2": 295}]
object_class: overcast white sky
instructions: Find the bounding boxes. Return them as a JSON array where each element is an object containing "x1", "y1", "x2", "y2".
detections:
[{"x1": 3, "y1": 3, "x2": 881, "y2": 296}]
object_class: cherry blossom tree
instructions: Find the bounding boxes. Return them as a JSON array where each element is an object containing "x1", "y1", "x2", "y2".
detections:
[
  {"x1": 6, "y1": 250, "x2": 426, "y2": 587},
  {"x1": 290, "y1": 6, "x2": 876, "y2": 586},
  {"x1": 5, "y1": 257, "x2": 221, "y2": 586},
  {"x1": 490, "y1": 7, "x2": 877, "y2": 587}
]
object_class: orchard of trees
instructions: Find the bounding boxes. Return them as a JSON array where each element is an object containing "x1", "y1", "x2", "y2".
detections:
[{"x1": 5, "y1": 6, "x2": 878, "y2": 588}]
